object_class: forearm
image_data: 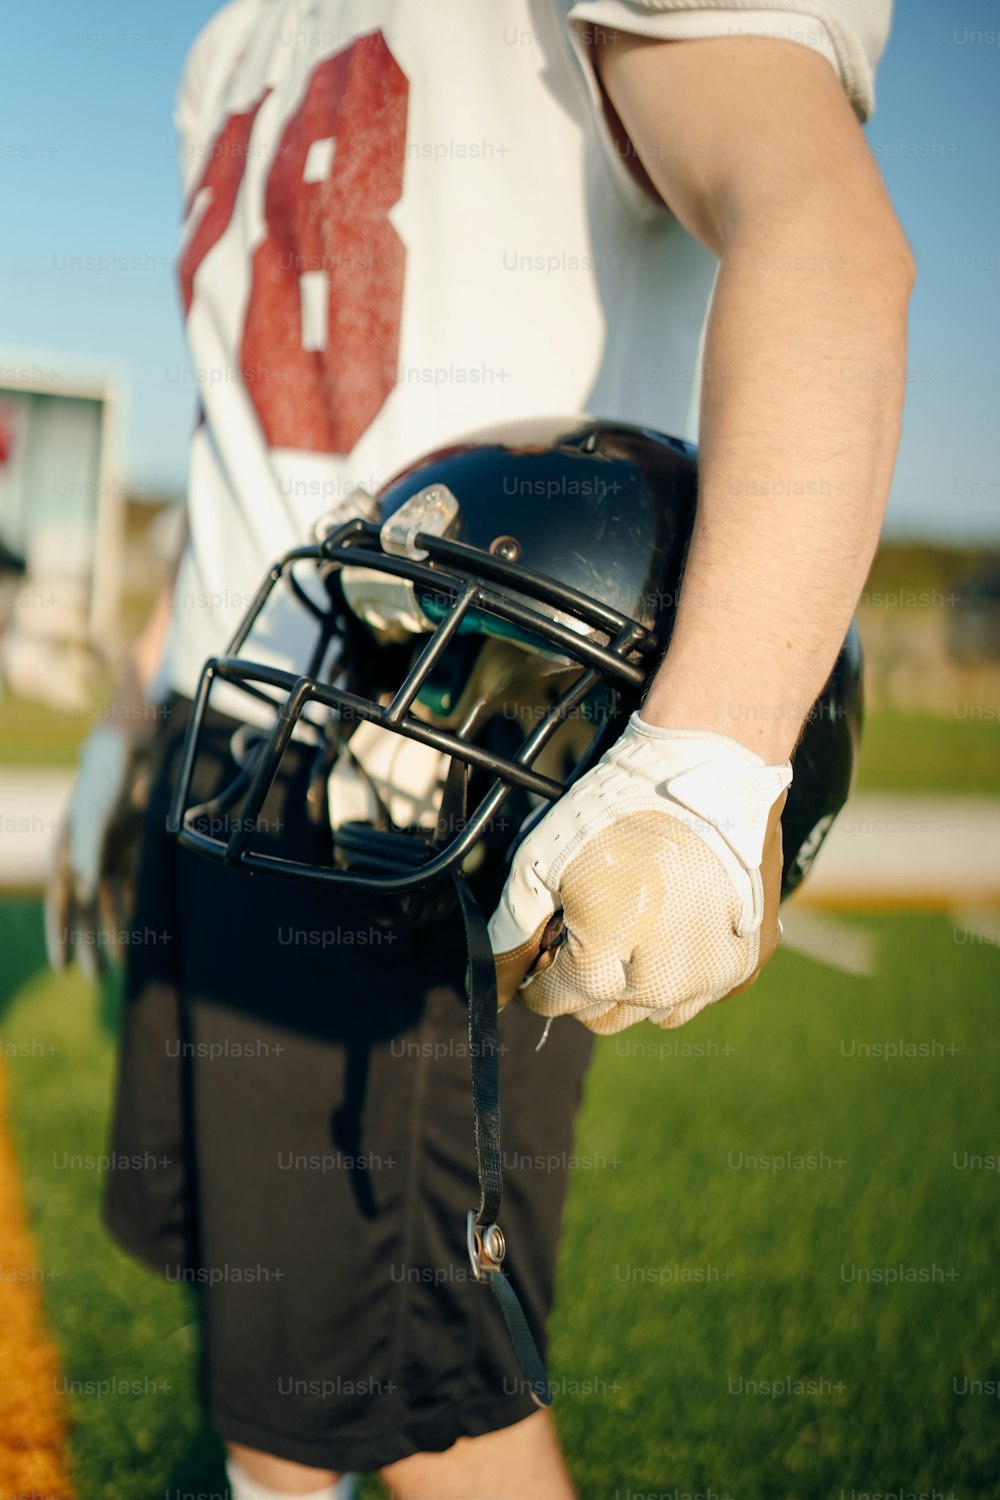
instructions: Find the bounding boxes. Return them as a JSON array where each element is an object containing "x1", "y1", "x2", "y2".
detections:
[
  {"x1": 643, "y1": 200, "x2": 913, "y2": 761},
  {"x1": 595, "y1": 34, "x2": 914, "y2": 762}
]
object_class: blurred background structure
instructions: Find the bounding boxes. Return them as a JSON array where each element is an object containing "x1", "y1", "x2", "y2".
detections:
[
  {"x1": 0, "y1": 360, "x2": 122, "y2": 709},
  {"x1": 0, "y1": 2, "x2": 997, "y2": 1498}
]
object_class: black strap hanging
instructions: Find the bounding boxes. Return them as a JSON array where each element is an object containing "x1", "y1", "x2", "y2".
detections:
[{"x1": 452, "y1": 870, "x2": 552, "y2": 1409}]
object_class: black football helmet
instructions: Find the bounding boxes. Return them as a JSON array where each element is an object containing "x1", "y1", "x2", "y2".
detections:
[
  {"x1": 167, "y1": 415, "x2": 862, "y2": 1405},
  {"x1": 169, "y1": 415, "x2": 861, "y2": 900}
]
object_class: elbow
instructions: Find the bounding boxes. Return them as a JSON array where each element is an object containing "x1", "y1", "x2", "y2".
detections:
[
  {"x1": 864, "y1": 216, "x2": 916, "y2": 308},
  {"x1": 720, "y1": 181, "x2": 916, "y2": 313},
  {"x1": 853, "y1": 220, "x2": 916, "y2": 357}
]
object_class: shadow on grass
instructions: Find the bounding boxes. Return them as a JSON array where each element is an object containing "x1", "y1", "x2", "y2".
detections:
[
  {"x1": 164, "y1": 1431, "x2": 229, "y2": 1497},
  {"x1": 0, "y1": 899, "x2": 48, "y2": 1021}
]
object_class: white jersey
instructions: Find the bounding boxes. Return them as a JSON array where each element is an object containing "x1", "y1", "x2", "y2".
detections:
[{"x1": 166, "y1": 0, "x2": 891, "y2": 699}]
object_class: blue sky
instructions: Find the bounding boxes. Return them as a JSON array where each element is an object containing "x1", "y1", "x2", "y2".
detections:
[{"x1": 1, "y1": 0, "x2": 997, "y2": 538}]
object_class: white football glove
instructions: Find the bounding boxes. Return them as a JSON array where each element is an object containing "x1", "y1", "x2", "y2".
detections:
[
  {"x1": 45, "y1": 725, "x2": 152, "y2": 980},
  {"x1": 488, "y1": 713, "x2": 792, "y2": 1034}
]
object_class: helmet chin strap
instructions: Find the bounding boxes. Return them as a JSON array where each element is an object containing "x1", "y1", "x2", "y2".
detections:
[
  {"x1": 431, "y1": 736, "x2": 551, "y2": 1405},
  {"x1": 321, "y1": 718, "x2": 555, "y2": 1403},
  {"x1": 452, "y1": 867, "x2": 553, "y2": 1409}
]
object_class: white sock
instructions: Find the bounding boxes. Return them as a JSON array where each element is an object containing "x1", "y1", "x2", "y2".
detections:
[{"x1": 226, "y1": 1456, "x2": 359, "y2": 1500}]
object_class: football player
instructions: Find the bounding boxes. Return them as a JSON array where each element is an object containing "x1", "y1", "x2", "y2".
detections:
[{"x1": 49, "y1": 2, "x2": 911, "y2": 1496}]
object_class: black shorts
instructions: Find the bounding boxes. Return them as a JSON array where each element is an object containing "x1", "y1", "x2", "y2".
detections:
[{"x1": 104, "y1": 696, "x2": 593, "y2": 1472}]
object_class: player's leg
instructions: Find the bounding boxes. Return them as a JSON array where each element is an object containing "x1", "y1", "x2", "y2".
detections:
[
  {"x1": 379, "y1": 1410, "x2": 576, "y2": 1499},
  {"x1": 107, "y1": 696, "x2": 593, "y2": 1479},
  {"x1": 225, "y1": 1441, "x2": 348, "y2": 1496}
]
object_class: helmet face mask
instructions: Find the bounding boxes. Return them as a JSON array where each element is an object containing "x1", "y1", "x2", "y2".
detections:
[
  {"x1": 168, "y1": 417, "x2": 862, "y2": 900},
  {"x1": 169, "y1": 518, "x2": 651, "y2": 892}
]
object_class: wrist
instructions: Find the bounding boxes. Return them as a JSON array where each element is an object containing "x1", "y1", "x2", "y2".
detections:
[
  {"x1": 612, "y1": 714, "x2": 791, "y2": 921},
  {"x1": 640, "y1": 672, "x2": 805, "y2": 764},
  {"x1": 631, "y1": 713, "x2": 767, "y2": 767}
]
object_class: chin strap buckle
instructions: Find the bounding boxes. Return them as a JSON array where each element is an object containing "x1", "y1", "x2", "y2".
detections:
[
  {"x1": 467, "y1": 1212, "x2": 506, "y2": 1283},
  {"x1": 466, "y1": 1211, "x2": 551, "y2": 1407}
]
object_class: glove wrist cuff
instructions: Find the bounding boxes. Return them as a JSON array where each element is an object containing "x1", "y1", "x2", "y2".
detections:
[
  {"x1": 630, "y1": 712, "x2": 790, "y2": 774},
  {"x1": 625, "y1": 712, "x2": 791, "y2": 871}
]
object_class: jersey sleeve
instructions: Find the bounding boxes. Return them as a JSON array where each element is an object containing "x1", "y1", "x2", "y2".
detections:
[{"x1": 564, "y1": 0, "x2": 893, "y2": 122}]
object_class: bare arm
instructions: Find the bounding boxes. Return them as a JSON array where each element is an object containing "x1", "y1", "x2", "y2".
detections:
[{"x1": 595, "y1": 35, "x2": 914, "y2": 762}]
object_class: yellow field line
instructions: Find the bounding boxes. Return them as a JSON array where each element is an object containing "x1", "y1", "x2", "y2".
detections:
[
  {"x1": 795, "y1": 890, "x2": 1000, "y2": 911},
  {"x1": 0, "y1": 1054, "x2": 74, "y2": 1500}
]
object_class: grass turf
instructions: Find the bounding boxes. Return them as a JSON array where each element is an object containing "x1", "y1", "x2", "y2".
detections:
[
  {"x1": 854, "y1": 710, "x2": 1000, "y2": 796},
  {"x1": 0, "y1": 902, "x2": 997, "y2": 1499}
]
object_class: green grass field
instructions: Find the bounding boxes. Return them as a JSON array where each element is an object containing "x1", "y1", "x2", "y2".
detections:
[
  {"x1": 854, "y1": 710, "x2": 1000, "y2": 796},
  {"x1": 1, "y1": 900, "x2": 997, "y2": 1499}
]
